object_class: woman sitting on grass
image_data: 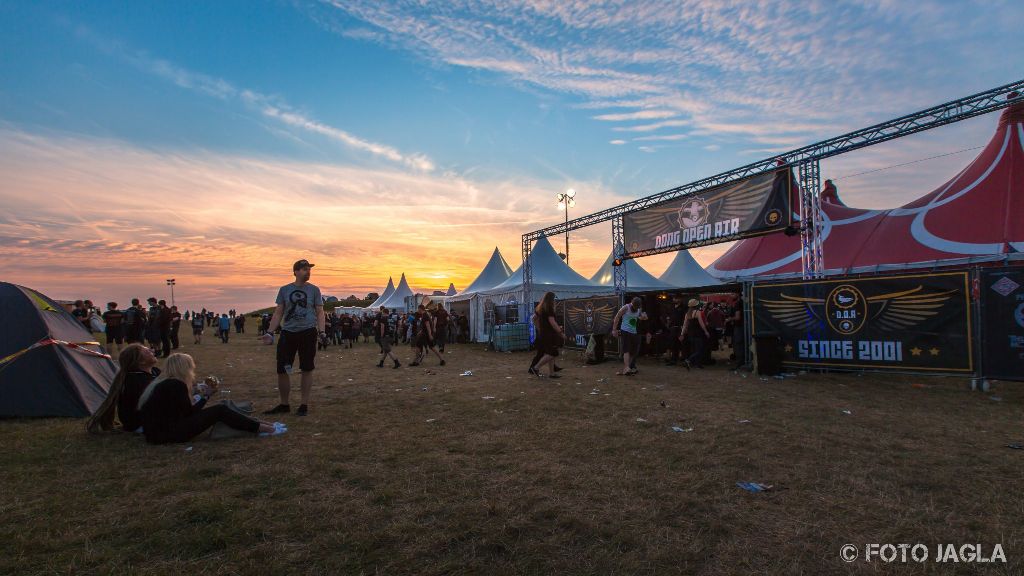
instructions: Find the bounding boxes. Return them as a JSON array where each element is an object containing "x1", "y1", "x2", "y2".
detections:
[
  {"x1": 87, "y1": 343, "x2": 160, "y2": 433},
  {"x1": 137, "y1": 353, "x2": 285, "y2": 444}
]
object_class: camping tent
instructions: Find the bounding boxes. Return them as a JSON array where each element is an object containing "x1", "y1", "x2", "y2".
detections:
[
  {"x1": 590, "y1": 249, "x2": 673, "y2": 290},
  {"x1": 709, "y1": 103, "x2": 1024, "y2": 280},
  {"x1": 447, "y1": 247, "x2": 515, "y2": 341},
  {"x1": 659, "y1": 250, "x2": 722, "y2": 288},
  {"x1": 377, "y1": 273, "x2": 415, "y2": 311},
  {"x1": 476, "y1": 235, "x2": 610, "y2": 338},
  {"x1": 0, "y1": 283, "x2": 115, "y2": 417},
  {"x1": 367, "y1": 277, "x2": 395, "y2": 309}
]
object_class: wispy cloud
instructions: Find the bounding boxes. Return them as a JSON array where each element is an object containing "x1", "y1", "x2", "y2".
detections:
[
  {"x1": 73, "y1": 24, "x2": 435, "y2": 172},
  {"x1": 313, "y1": 0, "x2": 1019, "y2": 150}
]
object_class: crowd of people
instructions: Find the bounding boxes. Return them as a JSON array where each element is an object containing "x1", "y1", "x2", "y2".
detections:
[{"x1": 82, "y1": 259, "x2": 742, "y2": 446}]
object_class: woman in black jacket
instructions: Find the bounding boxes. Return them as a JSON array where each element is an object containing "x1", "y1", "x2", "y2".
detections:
[
  {"x1": 87, "y1": 343, "x2": 160, "y2": 433},
  {"x1": 137, "y1": 353, "x2": 284, "y2": 444}
]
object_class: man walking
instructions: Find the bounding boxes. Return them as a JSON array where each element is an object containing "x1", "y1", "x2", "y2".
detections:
[
  {"x1": 375, "y1": 307, "x2": 401, "y2": 369},
  {"x1": 432, "y1": 304, "x2": 450, "y2": 353},
  {"x1": 262, "y1": 259, "x2": 325, "y2": 417},
  {"x1": 169, "y1": 305, "x2": 182, "y2": 350},
  {"x1": 191, "y1": 309, "x2": 205, "y2": 344}
]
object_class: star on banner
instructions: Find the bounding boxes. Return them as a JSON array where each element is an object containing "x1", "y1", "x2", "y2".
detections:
[
  {"x1": 784, "y1": 344, "x2": 793, "y2": 353},
  {"x1": 929, "y1": 347, "x2": 940, "y2": 356},
  {"x1": 910, "y1": 347, "x2": 922, "y2": 356}
]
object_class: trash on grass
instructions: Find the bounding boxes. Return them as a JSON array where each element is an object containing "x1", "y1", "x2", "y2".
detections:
[
  {"x1": 736, "y1": 482, "x2": 773, "y2": 493},
  {"x1": 460, "y1": 370, "x2": 474, "y2": 376},
  {"x1": 636, "y1": 418, "x2": 648, "y2": 423},
  {"x1": 1006, "y1": 443, "x2": 1023, "y2": 450},
  {"x1": 482, "y1": 396, "x2": 496, "y2": 400},
  {"x1": 738, "y1": 419, "x2": 751, "y2": 424},
  {"x1": 841, "y1": 409, "x2": 852, "y2": 415},
  {"x1": 671, "y1": 426, "x2": 693, "y2": 433}
]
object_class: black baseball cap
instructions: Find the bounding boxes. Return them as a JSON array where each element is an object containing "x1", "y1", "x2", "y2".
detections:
[{"x1": 293, "y1": 259, "x2": 315, "y2": 271}]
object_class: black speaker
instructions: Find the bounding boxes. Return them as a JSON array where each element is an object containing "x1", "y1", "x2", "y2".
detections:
[{"x1": 754, "y1": 333, "x2": 783, "y2": 376}]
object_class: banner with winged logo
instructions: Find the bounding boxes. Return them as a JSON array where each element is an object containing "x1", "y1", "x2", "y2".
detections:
[
  {"x1": 751, "y1": 271, "x2": 973, "y2": 372},
  {"x1": 556, "y1": 296, "x2": 619, "y2": 349},
  {"x1": 622, "y1": 168, "x2": 793, "y2": 259}
]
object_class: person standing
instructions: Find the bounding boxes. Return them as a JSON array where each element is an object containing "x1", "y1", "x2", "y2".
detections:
[
  {"x1": 433, "y1": 304, "x2": 450, "y2": 353},
  {"x1": 262, "y1": 259, "x2": 325, "y2": 417},
  {"x1": 375, "y1": 307, "x2": 401, "y2": 369},
  {"x1": 681, "y1": 299, "x2": 711, "y2": 370},
  {"x1": 411, "y1": 305, "x2": 445, "y2": 366},
  {"x1": 170, "y1": 306, "x2": 182, "y2": 350},
  {"x1": 611, "y1": 297, "x2": 647, "y2": 376},
  {"x1": 340, "y1": 313, "x2": 354, "y2": 349},
  {"x1": 191, "y1": 311, "x2": 205, "y2": 344},
  {"x1": 157, "y1": 300, "x2": 173, "y2": 358},
  {"x1": 102, "y1": 302, "x2": 125, "y2": 356},
  {"x1": 72, "y1": 300, "x2": 90, "y2": 331},
  {"x1": 731, "y1": 298, "x2": 746, "y2": 369},
  {"x1": 665, "y1": 294, "x2": 687, "y2": 366}
]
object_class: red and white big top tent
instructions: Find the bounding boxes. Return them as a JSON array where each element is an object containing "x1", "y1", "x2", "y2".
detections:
[{"x1": 708, "y1": 103, "x2": 1024, "y2": 281}]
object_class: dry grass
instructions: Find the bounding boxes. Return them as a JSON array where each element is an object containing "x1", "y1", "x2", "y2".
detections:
[{"x1": 1, "y1": 334, "x2": 1021, "y2": 575}]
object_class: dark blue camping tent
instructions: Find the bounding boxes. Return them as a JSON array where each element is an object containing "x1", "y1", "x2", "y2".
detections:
[{"x1": 0, "y1": 283, "x2": 114, "y2": 417}]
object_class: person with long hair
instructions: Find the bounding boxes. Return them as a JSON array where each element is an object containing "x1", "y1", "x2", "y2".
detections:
[
  {"x1": 87, "y1": 343, "x2": 160, "y2": 433},
  {"x1": 530, "y1": 292, "x2": 565, "y2": 378},
  {"x1": 138, "y1": 353, "x2": 285, "y2": 444},
  {"x1": 681, "y1": 299, "x2": 711, "y2": 370}
]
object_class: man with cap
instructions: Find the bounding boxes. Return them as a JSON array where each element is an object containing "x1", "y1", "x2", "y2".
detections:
[{"x1": 262, "y1": 259, "x2": 326, "y2": 417}]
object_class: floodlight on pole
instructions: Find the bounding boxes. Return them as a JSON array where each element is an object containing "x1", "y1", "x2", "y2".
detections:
[
  {"x1": 556, "y1": 188, "x2": 578, "y2": 265},
  {"x1": 166, "y1": 278, "x2": 176, "y2": 307}
]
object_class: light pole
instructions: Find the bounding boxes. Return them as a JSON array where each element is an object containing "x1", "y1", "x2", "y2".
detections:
[
  {"x1": 166, "y1": 279, "x2": 176, "y2": 307},
  {"x1": 556, "y1": 188, "x2": 576, "y2": 265}
]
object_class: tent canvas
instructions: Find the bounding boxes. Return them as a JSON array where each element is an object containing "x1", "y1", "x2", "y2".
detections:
[
  {"x1": 659, "y1": 250, "x2": 722, "y2": 288},
  {"x1": 377, "y1": 273, "x2": 415, "y2": 311},
  {"x1": 590, "y1": 250, "x2": 673, "y2": 290},
  {"x1": 447, "y1": 247, "x2": 516, "y2": 342},
  {"x1": 709, "y1": 104, "x2": 1024, "y2": 280},
  {"x1": 0, "y1": 283, "x2": 115, "y2": 417},
  {"x1": 367, "y1": 277, "x2": 395, "y2": 309}
]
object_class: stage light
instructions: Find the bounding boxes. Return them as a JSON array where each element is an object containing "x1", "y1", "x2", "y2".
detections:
[
  {"x1": 613, "y1": 258, "x2": 623, "y2": 266},
  {"x1": 558, "y1": 202, "x2": 566, "y2": 210},
  {"x1": 566, "y1": 188, "x2": 576, "y2": 199}
]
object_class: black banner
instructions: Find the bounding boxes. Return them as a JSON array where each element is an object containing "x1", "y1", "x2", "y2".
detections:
[
  {"x1": 556, "y1": 295, "x2": 619, "y2": 349},
  {"x1": 981, "y1": 267, "x2": 1024, "y2": 380},
  {"x1": 751, "y1": 271, "x2": 973, "y2": 373},
  {"x1": 622, "y1": 168, "x2": 793, "y2": 258}
]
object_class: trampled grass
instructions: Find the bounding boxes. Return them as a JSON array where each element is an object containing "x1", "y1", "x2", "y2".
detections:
[{"x1": 1, "y1": 335, "x2": 1021, "y2": 575}]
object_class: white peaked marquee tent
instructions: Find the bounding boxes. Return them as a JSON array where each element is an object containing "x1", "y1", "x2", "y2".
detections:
[
  {"x1": 447, "y1": 247, "x2": 515, "y2": 341},
  {"x1": 377, "y1": 273, "x2": 415, "y2": 311},
  {"x1": 367, "y1": 277, "x2": 396, "y2": 309},
  {"x1": 590, "y1": 249, "x2": 673, "y2": 290},
  {"x1": 446, "y1": 283, "x2": 458, "y2": 296},
  {"x1": 659, "y1": 250, "x2": 722, "y2": 288},
  {"x1": 475, "y1": 235, "x2": 611, "y2": 340}
]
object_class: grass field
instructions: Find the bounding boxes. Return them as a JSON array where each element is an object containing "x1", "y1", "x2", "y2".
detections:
[{"x1": 2, "y1": 334, "x2": 1021, "y2": 575}]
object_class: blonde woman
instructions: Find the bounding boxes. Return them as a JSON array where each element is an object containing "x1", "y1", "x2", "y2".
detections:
[{"x1": 138, "y1": 353, "x2": 285, "y2": 444}]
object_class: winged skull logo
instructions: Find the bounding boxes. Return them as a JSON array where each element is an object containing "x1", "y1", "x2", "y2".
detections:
[
  {"x1": 760, "y1": 285, "x2": 955, "y2": 336},
  {"x1": 628, "y1": 171, "x2": 775, "y2": 239},
  {"x1": 566, "y1": 302, "x2": 616, "y2": 333}
]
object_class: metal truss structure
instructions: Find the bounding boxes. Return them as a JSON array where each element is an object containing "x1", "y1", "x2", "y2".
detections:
[{"x1": 520, "y1": 80, "x2": 1024, "y2": 301}]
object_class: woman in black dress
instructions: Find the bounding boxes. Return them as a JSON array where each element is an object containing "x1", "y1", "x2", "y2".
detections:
[{"x1": 530, "y1": 292, "x2": 565, "y2": 378}]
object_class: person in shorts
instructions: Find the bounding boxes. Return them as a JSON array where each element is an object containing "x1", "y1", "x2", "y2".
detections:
[
  {"x1": 611, "y1": 297, "x2": 647, "y2": 376},
  {"x1": 432, "y1": 304, "x2": 450, "y2": 353},
  {"x1": 102, "y1": 302, "x2": 125, "y2": 356},
  {"x1": 410, "y1": 305, "x2": 445, "y2": 367},
  {"x1": 375, "y1": 307, "x2": 401, "y2": 369},
  {"x1": 262, "y1": 259, "x2": 325, "y2": 417}
]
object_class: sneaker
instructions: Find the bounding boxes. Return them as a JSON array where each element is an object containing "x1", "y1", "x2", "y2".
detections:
[
  {"x1": 376, "y1": 361, "x2": 384, "y2": 368},
  {"x1": 393, "y1": 360, "x2": 401, "y2": 369},
  {"x1": 682, "y1": 360, "x2": 691, "y2": 371},
  {"x1": 410, "y1": 362, "x2": 420, "y2": 367},
  {"x1": 263, "y1": 404, "x2": 290, "y2": 415},
  {"x1": 296, "y1": 404, "x2": 308, "y2": 416}
]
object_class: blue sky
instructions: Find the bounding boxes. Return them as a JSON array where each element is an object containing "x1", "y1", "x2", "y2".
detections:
[{"x1": 0, "y1": 0, "x2": 1020, "y2": 310}]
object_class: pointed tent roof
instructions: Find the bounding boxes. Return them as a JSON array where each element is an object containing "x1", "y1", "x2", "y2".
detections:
[
  {"x1": 378, "y1": 273, "x2": 415, "y2": 310},
  {"x1": 590, "y1": 250, "x2": 673, "y2": 290},
  {"x1": 0, "y1": 283, "x2": 115, "y2": 417},
  {"x1": 485, "y1": 235, "x2": 600, "y2": 293},
  {"x1": 460, "y1": 247, "x2": 514, "y2": 295},
  {"x1": 367, "y1": 277, "x2": 395, "y2": 309},
  {"x1": 446, "y1": 283, "x2": 458, "y2": 296},
  {"x1": 709, "y1": 102, "x2": 1024, "y2": 279},
  {"x1": 660, "y1": 250, "x2": 722, "y2": 287}
]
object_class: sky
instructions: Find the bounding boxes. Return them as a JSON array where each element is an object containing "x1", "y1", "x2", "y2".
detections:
[{"x1": 0, "y1": 0, "x2": 1020, "y2": 312}]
